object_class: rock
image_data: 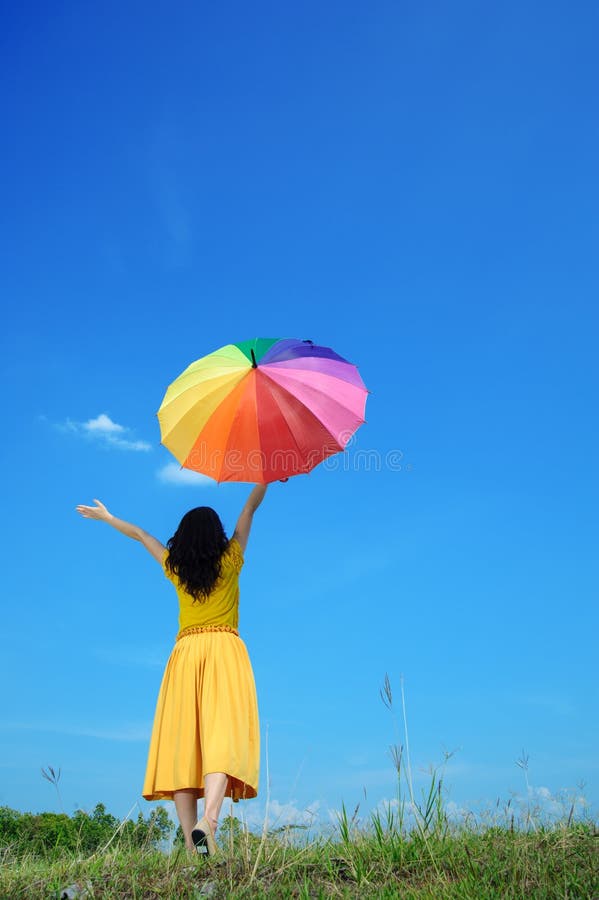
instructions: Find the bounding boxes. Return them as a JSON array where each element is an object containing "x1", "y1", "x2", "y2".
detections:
[{"x1": 58, "y1": 882, "x2": 93, "y2": 899}]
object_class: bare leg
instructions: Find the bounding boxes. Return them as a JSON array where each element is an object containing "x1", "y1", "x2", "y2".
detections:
[
  {"x1": 173, "y1": 789, "x2": 198, "y2": 851},
  {"x1": 203, "y1": 772, "x2": 229, "y2": 834}
]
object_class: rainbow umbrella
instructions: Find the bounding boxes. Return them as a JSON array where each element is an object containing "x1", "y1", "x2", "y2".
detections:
[{"x1": 157, "y1": 337, "x2": 368, "y2": 483}]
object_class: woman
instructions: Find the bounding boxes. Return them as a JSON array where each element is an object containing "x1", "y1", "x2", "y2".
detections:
[{"x1": 75, "y1": 483, "x2": 267, "y2": 854}]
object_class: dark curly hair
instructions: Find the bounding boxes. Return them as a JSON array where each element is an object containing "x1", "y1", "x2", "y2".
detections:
[{"x1": 164, "y1": 507, "x2": 230, "y2": 602}]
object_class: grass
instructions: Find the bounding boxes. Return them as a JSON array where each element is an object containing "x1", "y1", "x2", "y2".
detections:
[
  {"x1": 1, "y1": 818, "x2": 596, "y2": 898},
  {"x1": 2, "y1": 676, "x2": 596, "y2": 898}
]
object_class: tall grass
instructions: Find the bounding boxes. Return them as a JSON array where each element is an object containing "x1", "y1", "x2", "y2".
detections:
[
  {"x1": 2, "y1": 814, "x2": 595, "y2": 898},
  {"x1": 1, "y1": 677, "x2": 596, "y2": 898}
]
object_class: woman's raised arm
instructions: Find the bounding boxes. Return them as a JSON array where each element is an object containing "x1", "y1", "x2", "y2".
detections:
[
  {"x1": 232, "y1": 485, "x2": 268, "y2": 554},
  {"x1": 76, "y1": 498, "x2": 166, "y2": 565}
]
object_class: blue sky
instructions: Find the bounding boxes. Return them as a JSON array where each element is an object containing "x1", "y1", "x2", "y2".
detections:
[{"x1": 1, "y1": 0, "x2": 597, "y2": 831}]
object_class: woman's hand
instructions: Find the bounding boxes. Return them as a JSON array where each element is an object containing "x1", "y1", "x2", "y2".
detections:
[{"x1": 75, "y1": 498, "x2": 113, "y2": 522}]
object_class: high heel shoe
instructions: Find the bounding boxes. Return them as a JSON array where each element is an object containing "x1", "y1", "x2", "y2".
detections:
[{"x1": 191, "y1": 816, "x2": 217, "y2": 856}]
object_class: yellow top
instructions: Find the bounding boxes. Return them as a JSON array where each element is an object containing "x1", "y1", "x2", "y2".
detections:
[{"x1": 161, "y1": 538, "x2": 244, "y2": 632}]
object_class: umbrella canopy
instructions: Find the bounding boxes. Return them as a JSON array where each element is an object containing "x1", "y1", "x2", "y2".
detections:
[{"x1": 157, "y1": 337, "x2": 368, "y2": 483}]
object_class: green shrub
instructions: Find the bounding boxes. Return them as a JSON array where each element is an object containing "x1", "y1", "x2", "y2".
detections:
[{"x1": 0, "y1": 803, "x2": 173, "y2": 858}]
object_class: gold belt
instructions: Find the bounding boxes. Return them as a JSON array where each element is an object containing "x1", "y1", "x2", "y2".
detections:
[{"x1": 176, "y1": 624, "x2": 239, "y2": 641}]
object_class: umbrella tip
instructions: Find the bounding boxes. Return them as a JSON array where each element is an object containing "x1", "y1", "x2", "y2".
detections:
[{"x1": 250, "y1": 349, "x2": 258, "y2": 368}]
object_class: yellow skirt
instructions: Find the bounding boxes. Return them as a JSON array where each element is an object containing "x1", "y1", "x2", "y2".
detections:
[{"x1": 142, "y1": 629, "x2": 260, "y2": 802}]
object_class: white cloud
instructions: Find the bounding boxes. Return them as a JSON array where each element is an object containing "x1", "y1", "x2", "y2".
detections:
[
  {"x1": 53, "y1": 417, "x2": 79, "y2": 433},
  {"x1": 235, "y1": 799, "x2": 321, "y2": 831},
  {"x1": 108, "y1": 437, "x2": 152, "y2": 451},
  {"x1": 84, "y1": 413, "x2": 126, "y2": 434},
  {"x1": 52, "y1": 412, "x2": 152, "y2": 452},
  {"x1": 268, "y1": 799, "x2": 321, "y2": 828},
  {"x1": 521, "y1": 784, "x2": 590, "y2": 819},
  {"x1": 444, "y1": 800, "x2": 470, "y2": 821},
  {"x1": 157, "y1": 462, "x2": 215, "y2": 486},
  {"x1": 371, "y1": 784, "x2": 592, "y2": 830}
]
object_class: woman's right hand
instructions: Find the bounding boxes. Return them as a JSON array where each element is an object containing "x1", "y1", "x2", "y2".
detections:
[{"x1": 75, "y1": 498, "x2": 113, "y2": 522}]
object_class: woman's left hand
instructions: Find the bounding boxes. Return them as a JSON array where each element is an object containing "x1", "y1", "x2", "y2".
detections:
[{"x1": 75, "y1": 498, "x2": 112, "y2": 522}]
